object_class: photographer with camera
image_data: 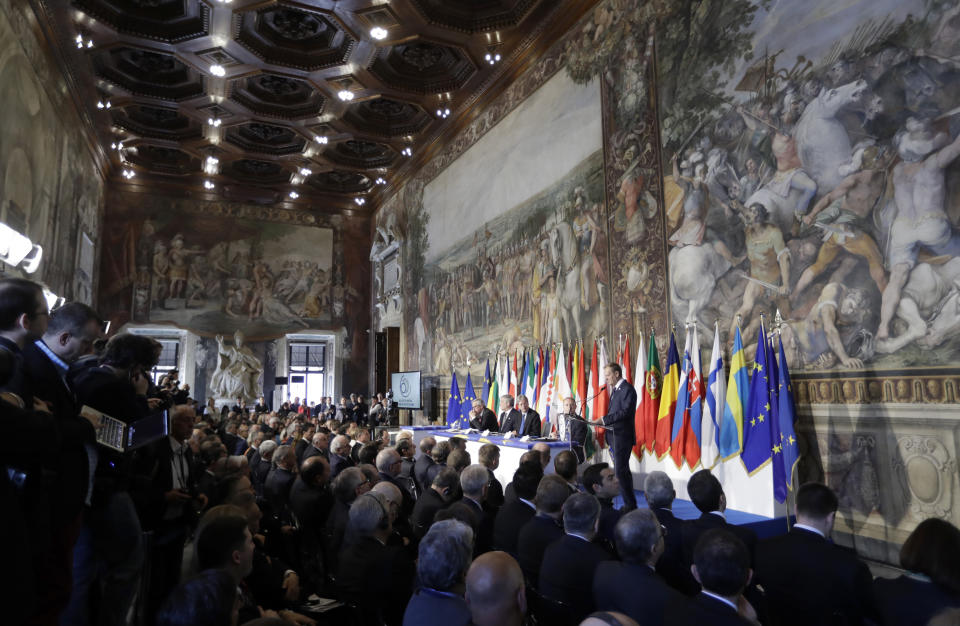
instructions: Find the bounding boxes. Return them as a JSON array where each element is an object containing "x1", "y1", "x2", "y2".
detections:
[{"x1": 134, "y1": 403, "x2": 208, "y2": 620}]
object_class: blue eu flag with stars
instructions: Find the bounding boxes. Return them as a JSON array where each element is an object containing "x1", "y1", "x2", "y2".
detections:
[
  {"x1": 741, "y1": 320, "x2": 773, "y2": 475},
  {"x1": 773, "y1": 334, "x2": 800, "y2": 502},
  {"x1": 460, "y1": 372, "x2": 477, "y2": 428},
  {"x1": 446, "y1": 373, "x2": 462, "y2": 428}
]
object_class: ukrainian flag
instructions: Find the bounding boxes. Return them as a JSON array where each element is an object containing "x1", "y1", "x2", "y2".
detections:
[{"x1": 719, "y1": 326, "x2": 748, "y2": 460}]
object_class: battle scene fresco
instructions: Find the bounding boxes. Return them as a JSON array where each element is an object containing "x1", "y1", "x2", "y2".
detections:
[{"x1": 657, "y1": 0, "x2": 960, "y2": 374}]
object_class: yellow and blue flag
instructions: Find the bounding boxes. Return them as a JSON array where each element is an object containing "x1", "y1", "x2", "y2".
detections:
[
  {"x1": 720, "y1": 326, "x2": 748, "y2": 459},
  {"x1": 741, "y1": 321, "x2": 773, "y2": 475},
  {"x1": 654, "y1": 331, "x2": 680, "y2": 461}
]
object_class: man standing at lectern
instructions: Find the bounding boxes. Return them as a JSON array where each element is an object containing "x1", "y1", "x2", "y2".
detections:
[{"x1": 601, "y1": 363, "x2": 637, "y2": 510}]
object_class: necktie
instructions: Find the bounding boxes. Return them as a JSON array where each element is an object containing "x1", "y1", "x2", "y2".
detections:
[
  {"x1": 520, "y1": 412, "x2": 527, "y2": 434},
  {"x1": 500, "y1": 412, "x2": 506, "y2": 430}
]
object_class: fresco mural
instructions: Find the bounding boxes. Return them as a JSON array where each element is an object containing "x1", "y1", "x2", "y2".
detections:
[
  {"x1": 0, "y1": 3, "x2": 103, "y2": 299},
  {"x1": 395, "y1": 70, "x2": 608, "y2": 377},
  {"x1": 657, "y1": 0, "x2": 960, "y2": 375}
]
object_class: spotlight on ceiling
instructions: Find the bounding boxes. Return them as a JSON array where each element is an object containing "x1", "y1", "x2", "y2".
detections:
[
  {"x1": 314, "y1": 135, "x2": 329, "y2": 144},
  {"x1": 299, "y1": 167, "x2": 312, "y2": 177},
  {"x1": 207, "y1": 118, "x2": 222, "y2": 127},
  {"x1": 436, "y1": 108, "x2": 451, "y2": 118},
  {"x1": 288, "y1": 191, "x2": 299, "y2": 199},
  {"x1": 401, "y1": 147, "x2": 412, "y2": 157},
  {"x1": 204, "y1": 180, "x2": 215, "y2": 190},
  {"x1": 210, "y1": 64, "x2": 226, "y2": 77},
  {"x1": 484, "y1": 52, "x2": 502, "y2": 65},
  {"x1": 370, "y1": 27, "x2": 388, "y2": 40},
  {"x1": 204, "y1": 156, "x2": 220, "y2": 175},
  {"x1": 97, "y1": 100, "x2": 111, "y2": 109},
  {"x1": 122, "y1": 169, "x2": 135, "y2": 179},
  {"x1": 375, "y1": 177, "x2": 386, "y2": 185},
  {"x1": 355, "y1": 197, "x2": 366, "y2": 206},
  {"x1": 337, "y1": 90, "x2": 355, "y2": 102}
]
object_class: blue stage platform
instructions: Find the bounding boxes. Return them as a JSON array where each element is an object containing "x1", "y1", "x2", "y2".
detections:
[{"x1": 615, "y1": 490, "x2": 793, "y2": 540}]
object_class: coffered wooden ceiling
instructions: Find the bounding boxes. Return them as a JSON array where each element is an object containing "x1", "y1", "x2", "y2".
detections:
[{"x1": 32, "y1": 0, "x2": 599, "y2": 215}]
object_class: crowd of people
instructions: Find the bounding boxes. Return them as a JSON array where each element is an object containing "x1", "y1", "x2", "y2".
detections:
[{"x1": 2, "y1": 274, "x2": 959, "y2": 626}]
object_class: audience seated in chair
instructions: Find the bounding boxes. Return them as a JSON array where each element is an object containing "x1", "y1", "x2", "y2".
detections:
[
  {"x1": 403, "y1": 520, "x2": 474, "y2": 626},
  {"x1": 466, "y1": 551, "x2": 527, "y2": 626}
]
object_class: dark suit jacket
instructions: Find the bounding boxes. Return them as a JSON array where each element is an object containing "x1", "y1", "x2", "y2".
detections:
[
  {"x1": 498, "y1": 408, "x2": 522, "y2": 433},
  {"x1": 294, "y1": 439, "x2": 309, "y2": 465},
  {"x1": 402, "y1": 588, "x2": 471, "y2": 626},
  {"x1": 493, "y1": 498, "x2": 537, "y2": 558},
  {"x1": 681, "y1": 512, "x2": 758, "y2": 570},
  {"x1": 252, "y1": 457, "x2": 272, "y2": 496},
  {"x1": 300, "y1": 444, "x2": 328, "y2": 466},
  {"x1": 337, "y1": 536, "x2": 414, "y2": 626},
  {"x1": 425, "y1": 461, "x2": 445, "y2": 487},
  {"x1": 755, "y1": 527, "x2": 877, "y2": 626},
  {"x1": 597, "y1": 497, "x2": 624, "y2": 548},
  {"x1": 133, "y1": 436, "x2": 199, "y2": 531},
  {"x1": 264, "y1": 467, "x2": 297, "y2": 519},
  {"x1": 461, "y1": 496, "x2": 495, "y2": 555},
  {"x1": 381, "y1": 472, "x2": 416, "y2": 520},
  {"x1": 330, "y1": 452, "x2": 354, "y2": 477},
  {"x1": 469, "y1": 407, "x2": 499, "y2": 432},
  {"x1": 22, "y1": 341, "x2": 95, "y2": 517},
  {"x1": 539, "y1": 534, "x2": 613, "y2": 619},
  {"x1": 485, "y1": 468, "x2": 504, "y2": 511},
  {"x1": 665, "y1": 592, "x2": 753, "y2": 626},
  {"x1": 411, "y1": 487, "x2": 448, "y2": 539},
  {"x1": 874, "y1": 575, "x2": 960, "y2": 626},
  {"x1": 593, "y1": 561, "x2": 682, "y2": 626},
  {"x1": 517, "y1": 514, "x2": 564, "y2": 585},
  {"x1": 516, "y1": 409, "x2": 542, "y2": 437},
  {"x1": 414, "y1": 454, "x2": 435, "y2": 492},
  {"x1": 651, "y1": 507, "x2": 690, "y2": 593},
  {"x1": 289, "y1": 477, "x2": 333, "y2": 550},
  {"x1": 602, "y1": 379, "x2": 637, "y2": 451}
]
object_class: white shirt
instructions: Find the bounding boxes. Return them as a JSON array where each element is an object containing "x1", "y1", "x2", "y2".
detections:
[
  {"x1": 709, "y1": 510, "x2": 726, "y2": 521},
  {"x1": 165, "y1": 436, "x2": 190, "y2": 520},
  {"x1": 567, "y1": 532, "x2": 593, "y2": 543},
  {"x1": 701, "y1": 590, "x2": 738, "y2": 611},
  {"x1": 519, "y1": 497, "x2": 536, "y2": 511},
  {"x1": 793, "y1": 523, "x2": 825, "y2": 538},
  {"x1": 614, "y1": 378, "x2": 624, "y2": 391}
]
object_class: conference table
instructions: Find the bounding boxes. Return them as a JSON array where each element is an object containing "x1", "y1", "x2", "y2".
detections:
[{"x1": 429, "y1": 429, "x2": 571, "y2": 487}]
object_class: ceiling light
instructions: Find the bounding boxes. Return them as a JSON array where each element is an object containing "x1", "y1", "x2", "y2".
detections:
[
  {"x1": 0, "y1": 222, "x2": 43, "y2": 274},
  {"x1": 375, "y1": 177, "x2": 386, "y2": 185},
  {"x1": 288, "y1": 191, "x2": 299, "y2": 199},
  {"x1": 204, "y1": 180, "x2": 215, "y2": 190},
  {"x1": 299, "y1": 167, "x2": 312, "y2": 176},
  {"x1": 97, "y1": 100, "x2": 111, "y2": 109},
  {"x1": 204, "y1": 156, "x2": 220, "y2": 175},
  {"x1": 355, "y1": 197, "x2": 366, "y2": 206},
  {"x1": 370, "y1": 27, "x2": 388, "y2": 40},
  {"x1": 401, "y1": 147, "x2": 412, "y2": 157},
  {"x1": 436, "y1": 108, "x2": 451, "y2": 118},
  {"x1": 485, "y1": 52, "x2": 502, "y2": 65},
  {"x1": 86, "y1": 40, "x2": 94, "y2": 49},
  {"x1": 210, "y1": 64, "x2": 226, "y2": 77},
  {"x1": 337, "y1": 90, "x2": 355, "y2": 102},
  {"x1": 122, "y1": 169, "x2": 135, "y2": 179},
  {"x1": 314, "y1": 135, "x2": 328, "y2": 144},
  {"x1": 216, "y1": 0, "x2": 233, "y2": 3},
  {"x1": 207, "y1": 117, "x2": 222, "y2": 127}
]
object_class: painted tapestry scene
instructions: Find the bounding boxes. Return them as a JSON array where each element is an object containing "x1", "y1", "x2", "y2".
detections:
[
  {"x1": 100, "y1": 204, "x2": 335, "y2": 339},
  {"x1": 658, "y1": 0, "x2": 960, "y2": 372},
  {"x1": 404, "y1": 70, "x2": 610, "y2": 376}
]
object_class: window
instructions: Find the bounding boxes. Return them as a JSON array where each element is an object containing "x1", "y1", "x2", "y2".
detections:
[
  {"x1": 289, "y1": 342, "x2": 326, "y2": 404},
  {"x1": 150, "y1": 339, "x2": 180, "y2": 386}
]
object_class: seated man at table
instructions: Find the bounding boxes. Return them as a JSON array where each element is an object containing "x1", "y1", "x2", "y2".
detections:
[
  {"x1": 497, "y1": 395, "x2": 521, "y2": 434},
  {"x1": 469, "y1": 398, "x2": 499, "y2": 432},
  {"x1": 511, "y1": 395, "x2": 541, "y2": 437}
]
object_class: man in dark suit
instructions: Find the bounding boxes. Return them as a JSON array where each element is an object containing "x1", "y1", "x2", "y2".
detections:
[
  {"x1": 600, "y1": 363, "x2": 638, "y2": 509},
  {"x1": 337, "y1": 491, "x2": 415, "y2": 625},
  {"x1": 681, "y1": 470, "x2": 758, "y2": 572},
  {"x1": 644, "y1": 471, "x2": 690, "y2": 593},
  {"x1": 300, "y1": 430, "x2": 330, "y2": 465},
  {"x1": 497, "y1": 394, "x2": 522, "y2": 434},
  {"x1": 512, "y1": 395, "x2": 541, "y2": 437},
  {"x1": 755, "y1": 482, "x2": 878, "y2": 626},
  {"x1": 289, "y1": 456, "x2": 333, "y2": 590},
  {"x1": 666, "y1": 529, "x2": 757, "y2": 625},
  {"x1": 136, "y1": 405, "x2": 207, "y2": 618},
  {"x1": 293, "y1": 423, "x2": 314, "y2": 465},
  {"x1": 329, "y1": 434, "x2": 355, "y2": 477},
  {"x1": 468, "y1": 398, "x2": 499, "y2": 431},
  {"x1": 376, "y1": 447, "x2": 416, "y2": 520},
  {"x1": 252, "y1": 440, "x2": 276, "y2": 496},
  {"x1": 411, "y1": 467, "x2": 459, "y2": 539},
  {"x1": 414, "y1": 437, "x2": 437, "y2": 492},
  {"x1": 540, "y1": 493, "x2": 614, "y2": 621},
  {"x1": 404, "y1": 520, "x2": 474, "y2": 625},
  {"x1": 517, "y1": 475, "x2": 569, "y2": 585},
  {"x1": 582, "y1": 462, "x2": 624, "y2": 550},
  {"x1": 460, "y1": 464, "x2": 497, "y2": 555},
  {"x1": 478, "y1": 443, "x2": 504, "y2": 511},
  {"x1": 558, "y1": 396, "x2": 588, "y2": 462},
  {"x1": 594, "y1": 509, "x2": 682, "y2": 626},
  {"x1": 264, "y1": 444, "x2": 297, "y2": 523},
  {"x1": 493, "y1": 461, "x2": 543, "y2": 558}
]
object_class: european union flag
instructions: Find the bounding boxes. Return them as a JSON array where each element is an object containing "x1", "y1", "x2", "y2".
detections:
[
  {"x1": 741, "y1": 320, "x2": 773, "y2": 475},
  {"x1": 460, "y1": 372, "x2": 477, "y2": 428},
  {"x1": 446, "y1": 373, "x2": 462, "y2": 428},
  {"x1": 774, "y1": 334, "x2": 800, "y2": 502}
]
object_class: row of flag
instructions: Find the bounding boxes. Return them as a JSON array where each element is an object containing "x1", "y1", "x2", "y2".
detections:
[{"x1": 444, "y1": 319, "x2": 800, "y2": 503}]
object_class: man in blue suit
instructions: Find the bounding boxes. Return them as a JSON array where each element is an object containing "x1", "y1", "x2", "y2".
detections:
[{"x1": 601, "y1": 363, "x2": 638, "y2": 509}]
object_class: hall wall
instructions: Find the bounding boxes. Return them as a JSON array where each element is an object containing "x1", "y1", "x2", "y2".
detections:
[
  {"x1": 373, "y1": 0, "x2": 960, "y2": 564},
  {"x1": 98, "y1": 188, "x2": 372, "y2": 397},
  {"x1": 0, "y1": 1, "x2": 104, "y2": 300}
]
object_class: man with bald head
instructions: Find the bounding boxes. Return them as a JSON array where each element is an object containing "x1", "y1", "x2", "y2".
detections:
[
  {"x1": 301, "y1": 430, "x2": 330, "y2": 464},
  {"x1": 290, "y1": 455, "x2": 332, "y2": 589},
  {"x1": 414, "y1": 436, "x2": 437, "y2": 493},
  {"x1": 466, "y1": 551, "x2": 527, "y2": 626}
]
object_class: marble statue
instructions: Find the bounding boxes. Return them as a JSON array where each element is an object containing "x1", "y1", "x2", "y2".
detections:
[{"x1": 209, "y1": 329, "x2": 263, "y2": 403}]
